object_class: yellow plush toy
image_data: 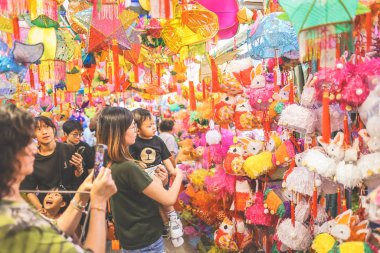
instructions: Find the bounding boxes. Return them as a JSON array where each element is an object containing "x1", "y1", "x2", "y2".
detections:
[
  {"x1": 176, "y1": 138, "x2": 196, "y2": 163},
  {"x1": 243, "y1": 151, "x2": 273, "y2": 179}
]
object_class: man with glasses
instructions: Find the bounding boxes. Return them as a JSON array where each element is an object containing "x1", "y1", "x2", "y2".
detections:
[{"x1": 63, "y1": 120, "x2": 94, "y2": 175}]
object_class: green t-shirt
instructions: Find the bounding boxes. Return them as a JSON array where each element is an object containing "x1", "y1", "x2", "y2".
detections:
[
  {"x1": 110, "y1": 160, "x2": 163, "y2": 250},
  {"x1": 0, "y1": 200, "x2": 90, "y2": 253}
]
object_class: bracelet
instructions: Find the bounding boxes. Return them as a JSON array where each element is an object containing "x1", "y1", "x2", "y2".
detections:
[
  {"x1": 90, "y1": 206, "x2": 106, "y2": 213},
  {"x1": 70, "y1": 198, "x2": 87, "y2": 212}
]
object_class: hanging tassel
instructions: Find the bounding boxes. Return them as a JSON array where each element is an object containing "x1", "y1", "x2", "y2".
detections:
[
  {"x1": 202, "y1": 80, "x2": 206, "y2": 100},
  {"x1": 157, "y1": 64, "x2": 161, "y2": 87},
  {"x1": 112, "y1": 39, "x2": 120, "y2": 92},
  {"x1": 337, "y1": 188, "x2": 341, "y2": 215},
  {"x1": 189, "y1": 81, "x2": 196, "y2": 111},
  {"x1": 29, "y1": 66, "x2": 35, "y2": 89},
  {"x1": 342, "y1": 199, "x2": 347, "y2": 212},
  {"x1": 53, "y1": 90, "x2": 57, "y2": 106},
  {"x1": 210, "y1": 57, "x2": 221, "y2": 92},
  {"x1": 366, "y1": 13, "x2": 372, "y2": 52},
  {"x1": 12, "y1": 16, "x2": 20, "y2": 41},
  {"x1": 343, "y1": 114, "x2": 350, "y2": 147},
  {"x1": 291, "y1": 200, "x2": 295, "y2": 227},
  {"x1": 264, "y1": 113, "x2": 270, "y2": 142},
  {"x1": 133, "y1": 64, "x2": 139, "y2": 83},
  {"x1": 322, "y1": 89, "x2": 331, "y2": 143},
  {"x1": 312, "y1": 186, "x2": 318, "y2": 218},
  {"x1": 288, "y1": 73, "x2": 294, "y2": 104}
]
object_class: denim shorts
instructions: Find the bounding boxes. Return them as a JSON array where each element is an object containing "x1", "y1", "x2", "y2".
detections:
[{"x1": 122, "y1": 237, "x2": 165, "y2": 253}]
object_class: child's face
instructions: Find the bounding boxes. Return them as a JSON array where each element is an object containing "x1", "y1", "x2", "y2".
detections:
[
  {"x1": 138, "y1": 117, "x2": 156, "y2": 139},
  {"x1": 43, "y1": 191, "x2": 66, "y2": 212}
]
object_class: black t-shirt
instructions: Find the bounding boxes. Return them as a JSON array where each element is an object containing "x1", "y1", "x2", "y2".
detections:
[
  {"x1": 75, "y1": 141, "x2": 95, "y2": 172},
  {"x1": 20, "y1": 142, "x2": 84, "y2": 193},
  {"x1": 129, "y1": 136, "x2": 171, "y2": 167}
]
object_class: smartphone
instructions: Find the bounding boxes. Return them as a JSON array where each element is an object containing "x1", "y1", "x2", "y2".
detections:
[
  {"x1": 93, "y1": 144, "x2": 107, "y2": 180},
  {"x1": 77, "y1": 146, "x2": 86, "y2": 155}
]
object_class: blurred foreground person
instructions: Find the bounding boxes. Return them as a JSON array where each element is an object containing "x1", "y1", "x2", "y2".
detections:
[{"x1": 0, "y1": 104, "x2": 117, "y2": 253}]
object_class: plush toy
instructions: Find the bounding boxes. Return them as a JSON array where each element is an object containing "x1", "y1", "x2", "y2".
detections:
[
  {"x1": 266, "y1": 132, "x2": 282, "y2": 152},
  {"x1": 245, "y1": 191, "x2": 272, "y2": 226},
  {"x1": 205, "y1": 120, "x2": 222, "y2": 145},
  {"x1": 176, "y1": 138, "x2": 196, "y2": 163},
  {"x1": 336, "y1": 138, "x2": 362, "y2": 188},
  {"x1": 228, "y1": 58, "x2": 253, "y2": 87},
  {"x1": 238, "y1": 136, "x2": 264, "y2": 158},
  {"x1": 318, "y1": 132, "x2": 345, "y2": 162},
  {"x1": 214, "y1": 217, "x2": 238, "y2": 251},
  {"x1": 272, "y1": 140, "x2": 295, "y2": 167},
  {"x1": 214, "y1": 94, "x2": 235, "y2": 128},
  {"x1": 230, "y1": 179, "x2": 252, "y2": 212},
  {"x1": 243, "y1": 151, "x2": 273, "y2": 179},
  {"x1": 263, "y1": 188, "x2": 286, "y2": 217},
  {"x1": 312, "y1": 233, "x2": 374, "y2": 253},
  {"x1": 214, "y1": 216, "x2": 252, "y2": 251},
  {"x1": 223, "y1": 144, "x2": 245, "y2": 175},
  {"x1": 330, "y1": 209, "x2": 369, "y2": 242},
  {"x1": 248, "y1": 63, "x2": 274, "y2": 110},
  {"x1": 277, "y1": 218, "x2": 312, "y2": 251},
  {"x1": 233, "y1": 96, "x2": 260, "y2": 130},
  {"x1": 283, "y1": 165, "x2": 321, "y2": 197}
]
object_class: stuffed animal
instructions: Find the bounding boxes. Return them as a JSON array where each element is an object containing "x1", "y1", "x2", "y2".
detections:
[
  {"x1": 223, "y1": 144, "x2": 246, "y2": 175},
  {"x1": 245, "y1": 191, "x2": 272, "y2": 226},
  {"x1": 330, "y1": 209, "x2": 369, "y2": 242},
  {"x1": 176, "y1": 138, "x2": 196, "y2": 163},
  {"x1": 336, "y1": 138, "x2": 362, "y2": 188},
  {"x1": 213, "y1": 217, "x2": 238, "y2": 251},
  {"x1": 312, "y1": 233, "x2": 374, "y2": 253},
  {"x1": 248, "y1": 63, "x2": 274, "y2": 110},
  {"x1": 263, "y1": 188, "x2": 286, "y2": 217},
  {"x1": 359, "y1": 116, "x2": 380, "y2": 153},
  {"x1": 238, "y1": 137, "x2": 264, "y2": 158},
  {"x1": 317, "y1": 132, "x2": 345, "y2": 162},
  {"x1": 230, "y1": 179, "x2": 252, "y2": 212},
  {"x1": 214, "y1": 94, "x2": 235, "y2": 128},
  {"x1": 233, "y1": 96, "x2": 259, "y2": 130},
  {"x1": 272, "y1": 140, "x2": 295, "y2": 167},
  {"x1": 243, "y1": 151, "x2": 273, "y2": 179}
]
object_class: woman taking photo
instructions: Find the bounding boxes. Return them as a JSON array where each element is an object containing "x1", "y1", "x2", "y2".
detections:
[
  {"x1": 97, "y1": 106, "x2": 183, "y2": 252},
  {"x1": 0, "y1": 104, "x2": 117, "y2": 253}
]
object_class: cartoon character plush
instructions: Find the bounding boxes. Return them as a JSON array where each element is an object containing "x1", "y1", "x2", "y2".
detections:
[
  {"x1": 248, "y1": 63, "x2": 274, "y2": 110},
  {"x1": 233, "y1": 96, "x2": 260, "y2": 130},
  {"x1": 176, "y1": 138, "x2": 196, "y2": 163},
  {"x1": 214, "y1": 94, "x2": 235, "y2": 128},
  {"x1": 312, "y1": 233, "x2": 374, "y2": 253},
  {"x1": 238, "y1": 136, "x2": 264, "y2": 158},
  {"x1": 263, "y1": 188, "x2": 286, "y2": 217},
  {"x1": 336, "y1": 138, "x2": 362, "y2": 189},
  {"x1": 223, "y1": 144, "x2": 245, "y2": 175},
  {"x1": 230, "y1": 179, "x2": 252, "y2": 212},
  {"x1": 214, "y1": 217, "x2": 238, "y2": 251},
  {"x1": 277, "y1": 218, "x2": 312, "y2": 251},
  {"x1": 330, "y1": 209, "x2": 369, "y2": 242},
  {"x1": 243, "y1": 151, "x2": 273, "y2": 179}
]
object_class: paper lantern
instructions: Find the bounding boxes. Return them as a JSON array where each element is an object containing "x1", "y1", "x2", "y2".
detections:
[
  {"x1": 30, "y1": 0, "x2": 59, "y2": 28},
  {"x1": 161, "y1": 3, "x2": 219, "y2": 53}
]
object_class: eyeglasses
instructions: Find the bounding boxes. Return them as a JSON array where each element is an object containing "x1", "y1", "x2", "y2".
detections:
[
  {"x1": 128, "y1": 122, "x2": 138, "y2": 132},
  {"x1": 70, "y1": 132, "x2": 83, "y2": 138}
]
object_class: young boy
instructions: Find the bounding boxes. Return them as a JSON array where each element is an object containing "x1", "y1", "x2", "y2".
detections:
[
  {"x1": 62, "y1": 120, "x2": 95, "y2": 174},
  {"x1": 42, "y1": 187, "x2": 71, "y2": 220},
  {"x1": 129, "y1": 108, "x2": 184, "y2": 247}
]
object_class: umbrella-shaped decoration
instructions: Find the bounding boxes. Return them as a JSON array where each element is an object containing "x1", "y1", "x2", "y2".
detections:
[
  {"x1": 247, "y1": 12, "x2": 299, "y2": 60},
  {"x1": 279, "y1": 0, "x2": 358, "y2": 63},
  {"x1": 161, "y1": 2, "x2": 219, "y2": 53},
  {"x1": 198, "y1": 0, "x2": 239, "y2": 40}
]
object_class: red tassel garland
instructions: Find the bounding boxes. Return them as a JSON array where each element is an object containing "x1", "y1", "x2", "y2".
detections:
[
  {"x1": 189, "y1": 81, "x2": 196, "y2": 111},
  {"x1": 337, "y1": 188, "x2": 341, "y2": 215},
  {"x1": 291, "y1": 200, "x2": 295, "y2": 227},
  {"x1": 112, "y1": 40, "x2": 120, "y2": 92},
  {"x1": 312, "y1": 186, "x2": 318, "y2": 218},
  {"x1": 322, "y1": 89, "x2": 331, "y2": 143}
]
